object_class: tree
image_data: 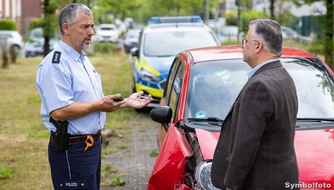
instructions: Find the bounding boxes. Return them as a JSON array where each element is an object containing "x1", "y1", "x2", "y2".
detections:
[
  {"x1": 40, "y1": 0, "x2": 59, "y2": 57},
  {"x1": 293, "y1": 0, "x2": 334, "y2": 69},
  {"x1": 324, "y1": 0, "x2": 334, "y2": 69},
  {"x1": 238, "y1": 0, "x2": 333, "y2": 69}
]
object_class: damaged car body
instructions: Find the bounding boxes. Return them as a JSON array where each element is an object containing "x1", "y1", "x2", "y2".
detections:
[{"x1": 147, "y1": 46, "x2": 334, "y2": 190}]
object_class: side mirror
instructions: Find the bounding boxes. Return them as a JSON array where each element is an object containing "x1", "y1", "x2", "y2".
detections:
[
  {"x1": 130, "y1": 47, "x2": 139, "y2": 57},
  {"x1": 150, "y1": 106, "x2": 172, "y2": 130}
]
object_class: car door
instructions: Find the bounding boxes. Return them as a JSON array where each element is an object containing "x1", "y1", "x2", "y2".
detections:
[
  {"x1": 149, "y1": 55, "x2": 194, "y2": 189},
  {"x1": 157, "y1": 57, "x2": 186, "y2": 149}
]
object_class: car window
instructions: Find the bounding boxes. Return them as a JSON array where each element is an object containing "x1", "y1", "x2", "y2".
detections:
[
  {"x1": 31, "y1": 30, "x2": 43, "y2": 39},
  {"x1": 126, "y1": 29, "x2": 140, "y2": 38},
  {"x1": 0, "y1": 33, "x2": 12, "y2": 38},
  {"x1": 165, "y1": 58, "x2": 180, "y2": 100},
  {"x1": 168, "y1": 60, "x2": 185, "y2": 120},
  {"x1": 186, "y1": 59, "x2": 249, "y2": 120},
  {"x1": 185, "y1": 57, "x2": 334, "y2": 124},
  {"x1": 144, "y1": 30, "x2": 218, "y2": 56},
  {"x1": 282, "y1": 58, "x2": 334, "y2": 118},
  {"x1": 100, "y1": 26, "x2": 116, "y2": 30}
]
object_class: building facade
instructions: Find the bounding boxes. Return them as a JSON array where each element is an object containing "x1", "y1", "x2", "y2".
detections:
[{"x1": 0, "y1": 0, "x2": 41, "y2": 35}]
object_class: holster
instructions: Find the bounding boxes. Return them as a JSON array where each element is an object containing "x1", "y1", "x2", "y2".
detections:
[{"x1": 49, "y1": 117, "x2": 70, "y2": 152}]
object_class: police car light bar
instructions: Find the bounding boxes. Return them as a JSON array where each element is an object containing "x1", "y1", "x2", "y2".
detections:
[{"x1": 148, "y1": 16, "x2": 203, "y2": 25}]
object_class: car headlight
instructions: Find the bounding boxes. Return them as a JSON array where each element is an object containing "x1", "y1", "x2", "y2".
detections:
[
  {"x1": 194, "y1": 161, "x2": 220, "y2": 190},
  {"x1": 139, "y1": 67, "x2": 160, "y2": 82}
]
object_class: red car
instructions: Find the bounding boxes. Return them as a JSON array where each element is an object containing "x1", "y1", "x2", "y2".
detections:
[{"x1": 147, "y1": 46, "x2": 334, "y2": 190}]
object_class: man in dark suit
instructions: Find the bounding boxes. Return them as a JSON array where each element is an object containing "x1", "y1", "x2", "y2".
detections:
[{"x1": 211, "y1": 19, "x2": 299, "y2": 190}]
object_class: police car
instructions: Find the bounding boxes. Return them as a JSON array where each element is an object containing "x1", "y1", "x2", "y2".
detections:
[{"x1": 130, "y1": 16, "x2": 220, "y2": 107}]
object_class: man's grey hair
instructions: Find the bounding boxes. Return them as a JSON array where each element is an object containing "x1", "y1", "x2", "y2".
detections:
[
  {"x1": 249, "y1": 19, "x2": 282, "y2": 56},
  {"x1": 58, "y1": 3, "x2": 93, "y2": 35}
]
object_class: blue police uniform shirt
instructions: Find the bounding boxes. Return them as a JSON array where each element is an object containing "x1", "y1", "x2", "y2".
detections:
[{"x1": 36, "y1": 41, "x2": 106, "y2": 135}]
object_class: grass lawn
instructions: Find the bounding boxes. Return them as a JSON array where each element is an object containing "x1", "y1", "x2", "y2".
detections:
[{"x1": 0, "y1": 50, "x2": 153, "y2": 189}]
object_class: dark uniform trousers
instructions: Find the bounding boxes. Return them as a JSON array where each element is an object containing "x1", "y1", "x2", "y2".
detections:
[{"x1": 48, "y1": 138, "x2": 102, "y2": 190}]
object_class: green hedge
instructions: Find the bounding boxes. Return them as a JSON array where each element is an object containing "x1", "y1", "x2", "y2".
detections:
[
  {"x1": 93, "y1": 42, "x2": 119, "y2": 54},
  {"x1": 0, "y1": 20, "x2": 16, "y2": 30},
  {"x1": 29, "y1": 18, "x2": 45, "y2": 30}
]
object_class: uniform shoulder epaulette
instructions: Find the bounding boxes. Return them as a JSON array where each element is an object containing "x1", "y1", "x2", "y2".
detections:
[{"x1": 52, "y1": 51, "x2": 61, "y2": 64}]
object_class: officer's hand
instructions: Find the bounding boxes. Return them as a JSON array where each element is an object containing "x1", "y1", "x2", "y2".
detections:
[
  {"x1": 122, "y1": 91, "x2": 152, "y2": 109},
  {"x1": 99, "y1": 94, "x2": 125, "y2": 112}
]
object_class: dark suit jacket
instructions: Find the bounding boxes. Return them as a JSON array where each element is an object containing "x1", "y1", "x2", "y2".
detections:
[{"x1": 211, "y1": 60, "x2": 299, "y2": 190}]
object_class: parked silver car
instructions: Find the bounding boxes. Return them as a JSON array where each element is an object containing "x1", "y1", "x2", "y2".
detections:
[
  {"x1": 0, "y1": 30, "x2": 24, "y2": 56},
  {"x1": 217, "y1": 25, "x2": 239, "y2": 43},
  {"x1": 94, "y1": 24, "x2": 119, "y2": 43},
  {"x1": 24, "y1": 28, "x2": 59, "y2": 57},
  {"x1": 281, "y1": 26, "x2": 312, "y2": 43},
  {"x1": 123, "y1": 28, "x2": 141, "y2": 53}
]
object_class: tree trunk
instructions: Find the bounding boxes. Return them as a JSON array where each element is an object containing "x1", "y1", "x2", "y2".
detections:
[
  {"x1": 43, "y1": 0, "x2": 51, "y2": 57},
  {"x1": 325, "y1": 0, "x2": 334, "y2": 70},
  {"x1": 2, "y1": 48, "x2": 9, "y2": 69},
  {"x1": 270, "y1": 0, "x2": 275, "y2": 19},
  {"x1": 10, "y1": 46, "x2": 17, "y2": 64}
]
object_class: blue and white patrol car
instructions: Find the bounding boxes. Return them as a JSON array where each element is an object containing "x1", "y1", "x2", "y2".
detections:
[{"x1": 130, "y1": 16, "x2": 220, "y2": 107}]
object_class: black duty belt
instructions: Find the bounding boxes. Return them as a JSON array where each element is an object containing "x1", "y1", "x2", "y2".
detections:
[{"x1": 69, "y1": 130, "x2": 101, "y2": 145}]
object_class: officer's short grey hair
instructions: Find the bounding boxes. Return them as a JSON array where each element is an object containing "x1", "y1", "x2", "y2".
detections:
[{"x1": 58, "y1": 3, "x2": 93, "y2": 35}]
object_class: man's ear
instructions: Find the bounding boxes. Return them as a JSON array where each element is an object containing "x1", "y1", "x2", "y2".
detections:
[
  {"x1": 254, "y1": 41, "x2": 263, "y2": 53},
  {"x1": 62, "y1": 23, "x2": 70, "y2": 35}
]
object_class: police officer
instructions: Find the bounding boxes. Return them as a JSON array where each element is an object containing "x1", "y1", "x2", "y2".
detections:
[{"x1": 36, "y1": 3, "x2": 152, "y2": 190}]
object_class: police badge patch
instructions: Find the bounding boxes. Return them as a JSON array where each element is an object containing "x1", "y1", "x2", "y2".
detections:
[
  {"x1": 52, "y1": 51, "x2": 61, "y2": 64},
  {"x1": 59, "y1": 180, "x2": 87, "y2": 189}
]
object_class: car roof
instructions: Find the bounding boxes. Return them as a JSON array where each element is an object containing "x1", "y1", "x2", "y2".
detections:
[
  {"x1": 143, "y1": 23, "x2": 212, "y2": 33},
  {"x1": 143, "y1": 16, "x2": 212, "y2": 34},
  {"x1": 97, "y1": 24, "x2": 117, "y2": 28},
  {"x1": 281, "y1": 26, "x2": 296, "y2": 31},
  {"x1": 148, "y1": 15, "x2": 203, "y2": 24},
  {"x1": 148, "y1": 15, "x2": 203, "y2": 26},
  {"x1": 0, "y1": 30, "x2": 20, "y2": 33},
  {"x1": 184, "y1": 45, "x2": 318, "y2": 63},
  {"x1": 0, "y1": 30, "x2": 21, "y2": 36}
]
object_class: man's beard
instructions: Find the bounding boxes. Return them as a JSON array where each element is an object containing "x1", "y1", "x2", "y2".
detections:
[
  {"x1": 82, "y1": 43, "x2": 91, "y2": 49},
  {"x1": 81, "y1": 38, "x2": 91, "y2": 49}
]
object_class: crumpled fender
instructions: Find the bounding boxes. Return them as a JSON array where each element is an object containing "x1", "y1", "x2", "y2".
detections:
[{"x1": 147, "y1": 126, "x2": 193, "y2": 190}]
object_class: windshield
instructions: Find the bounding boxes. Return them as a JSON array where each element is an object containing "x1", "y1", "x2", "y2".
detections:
[
  {"x1": 186, "y1": 57, "x2": 334, "y2": 124},
  {"x1": 126, "y1": 29, "x2": 141, "y2": 39},
  {"x1": 186, "y1": 59, "x2": 249, "y2": 120},
  {"x1": 284, "y1": 58, "x2": 334, "y2": 118},
  {"x1": 144, "y1": 30, "x2": 218, "y2": 56}
]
